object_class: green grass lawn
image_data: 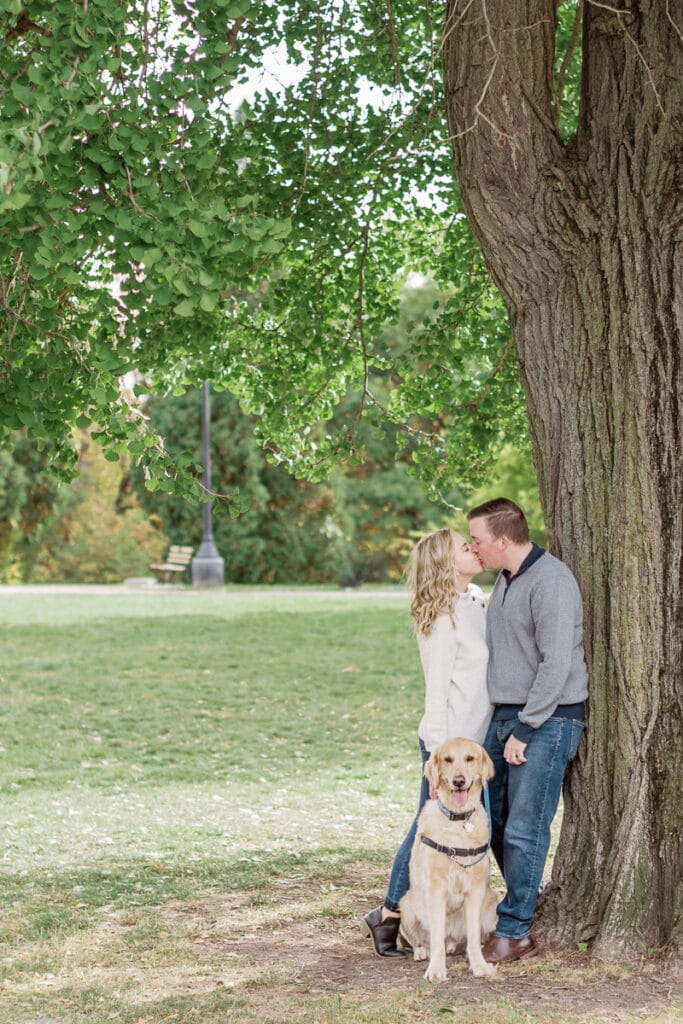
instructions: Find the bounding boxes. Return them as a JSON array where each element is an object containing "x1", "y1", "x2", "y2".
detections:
[
  {"x1": 0, "y1": 588, "x2": 422, "y2": 1022},
  {"x1": 0, "y1": 588, "x2": 678, "y2": 1024}
]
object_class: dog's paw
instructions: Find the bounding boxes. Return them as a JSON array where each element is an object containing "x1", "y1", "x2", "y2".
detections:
[
  {"x1": 470, "y1": 960, "x2": 497, "y2": 978},
  {"x1": 412, "y1": 945, "x2": 428, "y2": 961},
  {"x1": 424, "y1": 963, "x2": 447, "y2": 982}
]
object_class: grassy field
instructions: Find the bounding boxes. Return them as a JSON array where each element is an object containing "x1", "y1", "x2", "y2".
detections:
[{"x1": 0, "y1": 587, "x2": 679, "y2": 1024}]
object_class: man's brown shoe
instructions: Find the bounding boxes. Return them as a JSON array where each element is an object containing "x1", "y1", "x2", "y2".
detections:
[{"x1": 482, "y1": 934, "x2": 538, "y2": 963}]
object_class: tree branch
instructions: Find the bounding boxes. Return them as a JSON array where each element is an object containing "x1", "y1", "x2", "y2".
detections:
[
  {"x1": 5, "y1": 10, "x2": 52, "y2": 42},
  {"x1": 384, "y1": 0, "x2": 402, "y2": 85},
  {"x1": 584, "y1": 0, "x2": 665, "y2": 114},
  {"x1": 442, "y1": 1, "x2": 563, "y2": 291},
  {"x1": 579, "y1": 1, "x2": 675, "y2": 168},
  {"x1": 443, "y1": 0, "x2": 560, "y2": 195}
]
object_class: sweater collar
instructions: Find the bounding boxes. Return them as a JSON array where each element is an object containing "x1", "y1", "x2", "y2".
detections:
[{"x1": 502, "y1": 543, "x2": 545, "y2": 585}]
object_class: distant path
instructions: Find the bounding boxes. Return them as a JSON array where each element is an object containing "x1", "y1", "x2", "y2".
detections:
[{"x1": 0, "y1": 583, "x2": 405, "y2": 597}]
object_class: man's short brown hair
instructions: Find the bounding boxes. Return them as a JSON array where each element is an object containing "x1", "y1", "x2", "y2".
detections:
[{"x1": 467, "y1": 498, "x2": 530, "y2": 544}]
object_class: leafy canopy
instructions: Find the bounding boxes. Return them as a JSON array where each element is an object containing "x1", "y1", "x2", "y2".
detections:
[{"x1": 0, "y1": 0, "x2": 581, "y2": 499}]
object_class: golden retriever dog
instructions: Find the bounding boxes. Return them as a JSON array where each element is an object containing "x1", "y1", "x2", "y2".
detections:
[{"x1": 399, "y1": 737, "x2": 498, "y2": 980}]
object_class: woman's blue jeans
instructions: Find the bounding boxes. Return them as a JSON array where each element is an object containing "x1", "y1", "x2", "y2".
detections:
[
  {"x1": 384, "y1": 737, "x2": 430, "y2": 912},
  {"x1": 484, "y1": 715, "x2": 585, "y2": 939}
]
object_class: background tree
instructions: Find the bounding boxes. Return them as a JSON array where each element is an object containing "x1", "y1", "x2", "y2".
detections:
[
  {"x1": 131, "y1": 388, "x2": 350, "y2": 583},
  {"x1": 27, "y1": 431, "x2": 167, "y2": 582},
  {"x1": 0, "y1": 399, "x2": 542, "y2": 586},
  {"x1": 132, "y1": 363, "x2": 469, "y2": 585},
  {"x1": 0, "y1": 273, "x2": 540, "y2": 585},
  {"x1": 0, "y1": 430, "x2": 61, "y2": 580}
]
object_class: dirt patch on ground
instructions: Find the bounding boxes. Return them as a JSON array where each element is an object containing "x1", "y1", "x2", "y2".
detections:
[
  {"x1": 151, "y1": 876, "x2": 681, "y2": 1022},
  {"x1": 233, "y1": 916, "x2": 678, "y2": 1018}
]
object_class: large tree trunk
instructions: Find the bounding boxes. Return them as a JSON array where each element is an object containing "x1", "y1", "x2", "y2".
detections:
[{"x1": 442, "y1": 0, "x2": 682, "y2": 956}]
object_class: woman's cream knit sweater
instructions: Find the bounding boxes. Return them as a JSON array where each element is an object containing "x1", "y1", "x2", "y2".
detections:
[{"x1": 417, "y1": 583, "x2": 492, "y2": 752}]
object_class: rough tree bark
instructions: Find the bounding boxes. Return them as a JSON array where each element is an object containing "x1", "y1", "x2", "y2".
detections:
[{"x1": 442, "y1": 0, "x2": 682, "y2": 957}]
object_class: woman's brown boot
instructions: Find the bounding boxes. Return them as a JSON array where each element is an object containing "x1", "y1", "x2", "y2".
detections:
[{"x1": 361, "y1": 906, "x2": 405, "y2": 957}]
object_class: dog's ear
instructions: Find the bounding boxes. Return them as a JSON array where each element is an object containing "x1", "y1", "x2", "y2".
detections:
[
  {"x1": 479, "y1": 747, "x2": 495, "y2": 783},
  {"x1": 424, "y1": 748, "x2": 441, "y2": 791}
]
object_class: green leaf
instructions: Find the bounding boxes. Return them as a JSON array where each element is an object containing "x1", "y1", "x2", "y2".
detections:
[
  {"x1": 3, "y1": 191, "x2": 31, "y2": 210},
  {"x1": 199, "y1": 291, "x2": 219, "y2": 313},
  {"x1": 260, "y1": 238, "x2": 284, "y2": 254},
  {"x1": 270, "y1": 218, "x2": 292, "y2": 239},
  {"x1": 144, "y1": 248, "x2": 163, "y2": 268},
  {"x1": 197, "y1": 150, "x2": 217, "y2": 169},
  {"x1": 173, "y1": 299, "x2": 196, "y2": 317},
  {"x1": 172, "y1": 276, "x2": 191, "y2": 296},
  {"x1": 69, "y1": 19, "x2": 93, "y2": 47},
  {"x1": 223, "y1": 0, "x2": 252, "y2": 14},
  {"x1": 11, "y1": 82, "x2": 33, "y2": 106}
]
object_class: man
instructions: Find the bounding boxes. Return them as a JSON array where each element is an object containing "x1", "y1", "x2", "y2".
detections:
[{"x1": 467, "y1": 498, "x2": 588, "y2": 963}]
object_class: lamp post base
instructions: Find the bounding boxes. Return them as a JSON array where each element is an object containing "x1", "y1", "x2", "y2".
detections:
[{"x1": 191, "y1": 541, "x2": 225, "y2": 587}]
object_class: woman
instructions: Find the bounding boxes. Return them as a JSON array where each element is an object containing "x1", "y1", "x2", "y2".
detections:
[{"x1": 362, "y1": 527, "x2": 492, "y2": 957}]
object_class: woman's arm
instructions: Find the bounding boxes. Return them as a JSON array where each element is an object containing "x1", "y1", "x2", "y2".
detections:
[{"x1": 418, "y1": 615, "x2": 456, "y2": 752}]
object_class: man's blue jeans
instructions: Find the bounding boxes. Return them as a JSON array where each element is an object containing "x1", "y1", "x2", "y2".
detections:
[
  {"x1": 484, "y1": 715, "x2": 585, "y2": 939},
  {"x1": 384, "y1": 737, "x2": 430, "y2": 912}
]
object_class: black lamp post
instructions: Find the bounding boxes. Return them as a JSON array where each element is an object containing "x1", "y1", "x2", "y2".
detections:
[{"x1": 191, "y1": 381, "x2": 225, "y2": 587}]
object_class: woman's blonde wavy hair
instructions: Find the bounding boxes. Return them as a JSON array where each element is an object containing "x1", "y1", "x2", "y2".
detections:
[{"x1": 406, "y1": 528, "x2": 458, "y2": 637}]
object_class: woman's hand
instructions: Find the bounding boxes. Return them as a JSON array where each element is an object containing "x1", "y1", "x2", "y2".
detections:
[{"x1": 504, "y1": 735, "x2": 528, "y2": 765}]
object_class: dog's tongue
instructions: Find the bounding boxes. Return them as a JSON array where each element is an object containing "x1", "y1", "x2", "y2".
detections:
[{"x1": 452, "y1": 789, "x2": 468, "y2": 808}]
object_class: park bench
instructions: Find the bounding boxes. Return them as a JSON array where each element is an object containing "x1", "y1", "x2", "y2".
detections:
[{"x1": 150, "y1": 545, "x2": 194, "y2": 583}]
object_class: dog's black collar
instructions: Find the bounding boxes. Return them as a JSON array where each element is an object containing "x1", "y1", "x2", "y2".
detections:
[
  {"x1": 437, "y1": 797, "x2": 474, "y2": 821},
  {"x1": 421, "y1": 836, "x2": 488, "y2": 861}
]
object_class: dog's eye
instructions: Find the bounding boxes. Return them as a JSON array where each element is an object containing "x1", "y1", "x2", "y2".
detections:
[
  {"x1": 465, "y1": 755, "x2": 474, "y2": 762},
  {"x1": 444, "y1": 756, "x2": 453, "y2": 763}
]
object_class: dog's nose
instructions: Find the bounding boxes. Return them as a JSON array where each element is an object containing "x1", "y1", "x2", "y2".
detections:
[{"x1": 452, "y1": 776, "x2": 466, "y2": 789}]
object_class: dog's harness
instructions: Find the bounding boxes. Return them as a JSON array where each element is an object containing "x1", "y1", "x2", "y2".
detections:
[
  {"x1": 420, "y1": 786, "x2": 492, "y2": 869},
  {"x1": 420, "y1": 836, "x2": 489, "y2": 862}
]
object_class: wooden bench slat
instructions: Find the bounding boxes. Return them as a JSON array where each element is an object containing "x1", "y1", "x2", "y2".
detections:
[{"x1": 150, "y1": 546, "x2": 194, "y2": 581}]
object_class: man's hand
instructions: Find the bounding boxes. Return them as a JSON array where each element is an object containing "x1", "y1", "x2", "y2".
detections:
[{"x1": 504, "y1": 735, "x2": 528, "y2": 765}]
